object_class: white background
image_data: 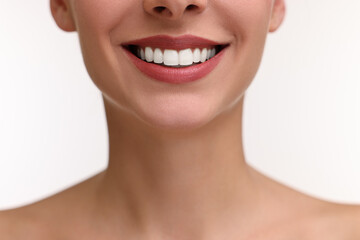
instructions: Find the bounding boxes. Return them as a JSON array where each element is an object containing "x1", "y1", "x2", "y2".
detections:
[{"x1": 1, "y1": 1, "x2": 359, "y2": 210}]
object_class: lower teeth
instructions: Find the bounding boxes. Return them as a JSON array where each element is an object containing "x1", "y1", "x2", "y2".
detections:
[{"x1": 150, "y1": 62, "x2": 201, "y2": 68}]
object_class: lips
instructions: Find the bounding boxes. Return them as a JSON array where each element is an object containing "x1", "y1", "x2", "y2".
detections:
[
  {"x1": 122, "y1": 35, "x2": 225, "y2": 50},
  {"x1": 121, "y1": 34, "x2": 229, "y2": 84}
]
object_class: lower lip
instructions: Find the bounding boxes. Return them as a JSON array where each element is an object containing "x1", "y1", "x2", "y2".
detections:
[{"x1": 122, "y1": 47, "x2": 226, "y2": 84}]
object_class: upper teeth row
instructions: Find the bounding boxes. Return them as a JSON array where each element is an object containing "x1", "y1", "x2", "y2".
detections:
[{"x1": 137, "y1": 47, "x2": 216, "y2": 66}]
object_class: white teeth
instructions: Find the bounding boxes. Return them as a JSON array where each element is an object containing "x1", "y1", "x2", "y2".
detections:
[
  {"x1": 145, "y1": 47, "x2": 154, "y2": 62},
  {"x1": 179, "y1": 49, "x2": 193, "y2": 66},
  {"x1": 164, "y1": 49, "x2": 179, "y2": 66},
  {"x1": 210, "y1": 48, "x2": 216, "y2": 58},
  {"x1": 154, "y1": 48, "x2": 163, "y2": 64},
  {"x1": 135, "y1": 47, "x2": 217, "y2": 66},
  {"x1": 206, "y1": 49, "x2": 211, "y2": 60},
  {"x1": 193, "y1": 48, "x2": 201, "y2": 63},
  {"x1": 140, "y1": 49, "x2": 145, "y2": 60},
  {"x1": 200, "y1": 48, "x2": 207, "y2": 62}
]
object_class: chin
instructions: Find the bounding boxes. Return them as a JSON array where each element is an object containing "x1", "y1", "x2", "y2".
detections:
[{"x1": 132, "y1": 99, "x2": 218, "y2": 133}]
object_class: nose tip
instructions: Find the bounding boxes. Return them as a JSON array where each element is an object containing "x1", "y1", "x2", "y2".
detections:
[{"x1": 143, "y1": 0, "x2": 207, "y2": 20}]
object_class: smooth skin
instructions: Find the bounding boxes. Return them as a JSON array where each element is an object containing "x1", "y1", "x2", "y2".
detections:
[{"x1": 1, "y1": 0, "x2": 360, "y2": 239}]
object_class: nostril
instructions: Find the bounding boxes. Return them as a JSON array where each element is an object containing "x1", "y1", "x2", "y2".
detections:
[
  {"x1": 186, "y1": 4, "x2": 197, "y2": 11},
  {"x1": 147, "y1": 2, "x2": 204, "y2": 19},
  {"x1": 154, "y1": 6, "x2": 166, "y2": 14}
]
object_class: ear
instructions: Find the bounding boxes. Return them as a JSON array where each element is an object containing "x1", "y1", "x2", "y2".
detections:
[
  {"x1": 269, "y1": 0, "x2": 286, "y2": 33},
  {"x1": 50, "y1": 0, "x2": 76, "y2": 32}
]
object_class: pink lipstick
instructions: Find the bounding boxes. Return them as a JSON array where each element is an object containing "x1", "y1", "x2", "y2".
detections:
[{"x1": 121, "y1": 35, "x2": 229, "y2": 84}]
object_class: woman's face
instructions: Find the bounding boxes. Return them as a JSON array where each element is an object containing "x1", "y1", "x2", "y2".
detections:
[{"x1": 51, "y1": 0, "x2": 285, "y2": 131}]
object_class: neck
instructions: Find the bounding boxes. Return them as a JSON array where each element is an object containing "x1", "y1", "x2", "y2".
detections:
[{"x1": 95, "y1": 95, "x2": 260, "y2": 239}]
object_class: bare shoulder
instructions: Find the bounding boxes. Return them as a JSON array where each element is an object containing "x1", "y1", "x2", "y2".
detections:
[
  {"x1": 0, "y1": 207, "x2": 50, "y2": 240},
  {"x1": 275, "y1": 192, "x2": 360, "y2": 239},
  {"x1": 248, "y1": 167, "x2": 360, "y2": 239},
  {"x1": 321, "y1": 202, "x2": 360, "y2": 238},
  {"x1": 286, "y1": 189, "x2": 360, "y2": 238},
  {"x1": 282, "y1": 189, "x2": 360, "y2": 239},
  {"x1": 271, "y1": 200, "x2": 360, "y2": 240},
  {"x1": 0, "y1": 210, "x2": 12, "y2": 238},
  {"x1": 0, "y1": 172, "x2": 104, "y2": 239},
  {"x1": 282, "y1": 197, "x2": 360, "y2": 238}
]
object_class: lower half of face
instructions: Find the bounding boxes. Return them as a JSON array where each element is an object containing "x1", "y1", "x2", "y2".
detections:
[{"x1": 70, "y1": 0, "x2": 274, "y2": 131}]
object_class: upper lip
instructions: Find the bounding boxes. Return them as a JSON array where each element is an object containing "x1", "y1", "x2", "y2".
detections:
[{"x1": 121, "y1": 34, "x2": 228, "y2": 50}]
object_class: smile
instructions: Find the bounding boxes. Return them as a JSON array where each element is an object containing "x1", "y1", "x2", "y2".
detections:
[{"x1": 121, "y1": 35, "x2": 229, "y2": 84}]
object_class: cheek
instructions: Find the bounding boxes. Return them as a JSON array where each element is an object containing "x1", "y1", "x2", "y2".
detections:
[
  {"x1": 72, "y1": 0, "x2": 130, "y2": 31},
  {"x1": 214, "y1": 0, "x2": 272, "y2": 38},
  {"x1": 212, "y1": 0, "x2": 273, "y2": 68},
  {"x1": 69, "y1": 0, "x2": 135, "y2": 94},
  {"x1": 210, "y1": 0, "x2": 273, "y2": 108}
]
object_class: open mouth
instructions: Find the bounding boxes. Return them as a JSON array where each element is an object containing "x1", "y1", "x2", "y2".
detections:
[
  {"x1": 122, "y1": 44, "x2": 228, "y2": 68},
  {"x1": 120, "y1": 35, "x2": 229, "y2": 84}
]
